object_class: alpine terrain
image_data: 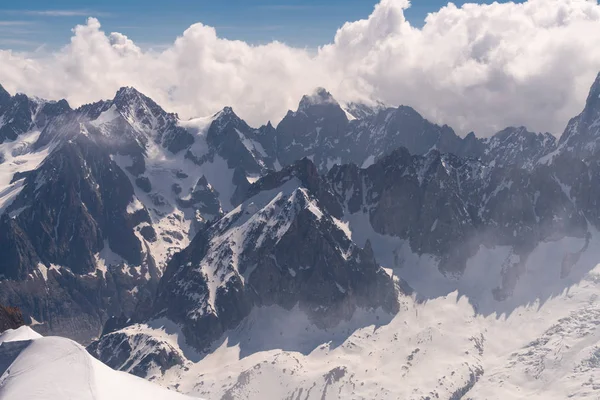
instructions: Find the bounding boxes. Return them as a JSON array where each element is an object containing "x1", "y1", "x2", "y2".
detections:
[{"x1": 2, "y1": 71, "x2": 600, "y2": 399}]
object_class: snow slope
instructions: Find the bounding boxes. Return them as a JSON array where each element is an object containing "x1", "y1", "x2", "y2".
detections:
[
  {"x1": 107, "y1": 232, "x2": 600, "y2": 400},
  {"x1": 0, "y1": 327, "x2": 198, "y2": 400},
  {"x1": 0, "y1": 130, "x2": 53, "y2": 214}
]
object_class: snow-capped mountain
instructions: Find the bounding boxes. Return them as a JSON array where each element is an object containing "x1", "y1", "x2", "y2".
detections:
[
  {"x1": 0, "y1": 86, "x2": 281, "y2": 341},
  {"x1": 148, "y1": 159, "x2": 398, "y2": 352},
  {"x1": 3, "y1": 72, "x2": 600, "y2": 399},
  {"x1": 0, "y1": 84, "x2": 71, "y2": 145}
]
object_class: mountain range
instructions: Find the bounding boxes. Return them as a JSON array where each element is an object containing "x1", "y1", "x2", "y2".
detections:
[{"x1": 1, "y1": 72, "x2": 600, "y2": 399}]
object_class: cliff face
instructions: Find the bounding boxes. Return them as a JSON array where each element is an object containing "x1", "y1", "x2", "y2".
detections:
[{"x1": 0, "y1": 305, "x2": 24, "y2": 333}]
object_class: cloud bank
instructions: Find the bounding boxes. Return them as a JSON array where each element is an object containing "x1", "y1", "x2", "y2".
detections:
[{"x1": 1, "y1": 0, "x2": 600, "y2": 136}]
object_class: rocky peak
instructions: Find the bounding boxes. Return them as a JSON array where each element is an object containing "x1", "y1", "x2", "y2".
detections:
[
  {"x1": 76, "y1": 100, "x2": 113, "y2": 120},
  {"x1": 456, "y1": 131, "x2": 485, "y2": 158},
  {"x1": 247, "y1": 158, "x2": 318, "y2": 194},
  {"x1": 85, "y1": 87, "x2": 195, "y2": 155},
  {"x1": 207, "y1": 106, "x2": 253, "y2": 148},
  {"x1": 587, "y1": 71, "x2": 600, "y2": 105},
  {"x1": 298, "y1": 87, "x2": 339, "y2": 112},
  {"x1": 0, "y1": 84, "x2": 11, "y2": 109},
  {"x1": 490, "y1": 126, "x2": 555, "y2": 146},
  {"x1": 357, "y1": 105, "x2": 464, "y2": 160},
  {"x1": 219, "y1": 106, "x2": 235, "y2": 115},
  {"x1": 296, "y1": 88, "x2": 348, "y2": 123},
  {"x1": 576, "y1": 71, "x2": 600, "y2": 129},
  {"x1": 150, "y1": 163, "x2": 399, "y2": 351},
  {"x1": 483, "y1": 126, "x2": 556, "y2": 168},
  {"x1": 110, "y1": 86, "x2": 173, "y2": 133},
  {"x1": 211, "y1": 106, "x2": 244, "y2": 129},
  {"x1": 555, "y1": 72, "x2": 600, "y2": 159},
  {"x1": 244, "y1": 157, "x2": 342, "y2": 217},
  {"x1": 275, "y1": 89, "x2": 350, "y2": 170},
  {"x1": 40, "y1": 99, "x2": 72, "y2": 116},
  {"x1": 0, "y1": 93, "x2": 41, "y2": 143},
  {"x1": 113, "y1": 86, "x2": 146, "y2": 106}
]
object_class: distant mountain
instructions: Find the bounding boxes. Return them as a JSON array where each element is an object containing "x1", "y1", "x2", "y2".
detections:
[{"x1": 3, "y1": 72, "x2": 600, "y2": 400}]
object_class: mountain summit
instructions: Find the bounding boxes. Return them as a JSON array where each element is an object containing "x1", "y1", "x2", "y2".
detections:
[{"x1": 2, "y1": 73, "x2": 600, "y2": 399}]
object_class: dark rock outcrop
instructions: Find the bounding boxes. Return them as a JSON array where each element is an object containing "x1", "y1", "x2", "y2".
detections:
[
  {"x1": 0, "y1": 305, "x2": 24, "y2": 333},
  {"x1": 87, "y1": 329, "x2": 185, "y2": 377}
]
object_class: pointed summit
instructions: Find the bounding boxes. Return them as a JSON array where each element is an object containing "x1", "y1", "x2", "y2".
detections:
[
  {"x1": 212, "y1": 106, "x2": 244, "y2": 129},
  {"x1": 0, "y1": 83, "x2": 11, "y2": 108},
  {"x1": 217, "y1": 106, "x2": 236, "y2": 118},
  {"x1": 112, "y1": 86, "x2": 154, "y2": 110},
  {"x1": 108, "y1": 86, "x2": 172, "y2": 135},
  {"x1": 113, "y1": 86, "x2": 144, "y2": 101},
  {"x1": 111, "y1": 86, "x2": 166, "y2": 117},
  {"x1": 588, "y1": 71, "x2": 600, "y2": 100},
  {"x1": 557, "y1": 71, "x2": 600, "y2": 156},
  {"x1": 298, "y1": 87, "x2": 339, "y2": 112},
  {"x1": 582, "y1": 71, "x2": 600, "y2": 115}
]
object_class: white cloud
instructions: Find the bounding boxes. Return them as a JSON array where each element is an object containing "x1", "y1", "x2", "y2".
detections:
[
  {"x1": 0, "y1": 21, "x2": 32, "y2": 26},
  {"x1": 17, "y1": 10, "x2": 112, "y2": 17},
  {"x1": 1, "y1": 0, "x2": 600, "y2": 136}
]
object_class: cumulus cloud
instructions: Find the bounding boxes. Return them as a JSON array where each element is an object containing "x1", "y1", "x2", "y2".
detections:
[{"x1": 1, "y1": 0, "x2": 600, "y2": 136}]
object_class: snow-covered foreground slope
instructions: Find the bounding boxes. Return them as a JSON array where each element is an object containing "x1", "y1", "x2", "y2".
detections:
[
  {"x1": 0, "y1": 326, "x2": 197, "y2": 400},
  {"x1": 105, "y1": 234, "x2": 600, "y2": 400}
]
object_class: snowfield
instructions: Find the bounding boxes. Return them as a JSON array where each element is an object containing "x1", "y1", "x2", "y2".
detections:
[
  {"x1": 106, "y1": 234, "x2": 600, "y2": 400},
  {"x1": 0, "y1": 326, "x2": 197, "y2": 400}
]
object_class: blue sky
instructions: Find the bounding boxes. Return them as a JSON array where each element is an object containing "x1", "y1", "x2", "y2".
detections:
[{"x1": 0, "y1": 0, "x2": 524, "y2": 50}]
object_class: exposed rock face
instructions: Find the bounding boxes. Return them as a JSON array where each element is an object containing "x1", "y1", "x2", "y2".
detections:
[
  {"x1": 480, "y1": 126, "x2": 556, "y2": 169},
  {"x1": 0, "y1": 305, "x2": 24, "y2": 333},
  {"x1": 275, "y1": 88, "x2": 350, "y2": 169},
  {"x1": 8, "y1": 136, "x2": 147, "y2": 276},
  {"x1": 206, "y1": 107, "x2": 272, "y2": 174},
  {"x1": 555, "y1": 72, "x2": 600, "y2": 160},
  {"x1": 87, "y1": 329, "x2": 185, "y2": 377},
  {"x1": 327, "y1": 146, "x2": 587, "y2": 289},
  {"x1": 6, "y1": 71, "x2": 600, "y2": 354},
  {"x1": 0, "y1": 263, "x2": 157, "y2": 343},
  {"x1": 151, "y1": 159, "x2": 399, "y2": 351},
  {"x1": 0, "y1": 86, "x2": 278, "y2": 342},
  {"x1": 0, "y1": 83, "x2": 312, "y2": 342},
  {"x1": 0, "y1": 91, "x2": 72, "y2": 144}
]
